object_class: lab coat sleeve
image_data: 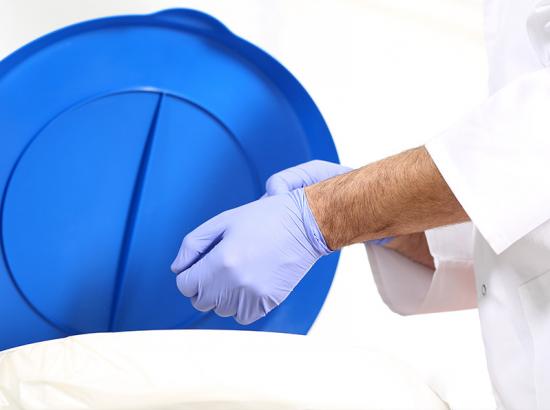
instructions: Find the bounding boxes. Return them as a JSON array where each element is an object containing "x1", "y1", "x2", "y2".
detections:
[
  {"x1": 366, "y1": 222, "x2": 477, "y2": 315},
  {"x1": 425, "y1": 67, "x2": 550, "y2": 254}
]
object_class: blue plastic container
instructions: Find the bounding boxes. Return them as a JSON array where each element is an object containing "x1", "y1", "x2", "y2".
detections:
[{"x1": 0, "y1": 9, "x2": 340, "y2": 350}]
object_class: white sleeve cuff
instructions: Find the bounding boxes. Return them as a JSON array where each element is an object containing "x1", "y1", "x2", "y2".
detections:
[{"x1": 366, "y1": 223, "x2": 477, "y2": 315}]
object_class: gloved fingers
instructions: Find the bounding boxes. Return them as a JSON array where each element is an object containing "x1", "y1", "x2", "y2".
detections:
[
  {"x1": 214, "y1": 304, "x2": 236, "y2": 318},
  {"x1": 307, "y1": 160, "x2": 352, "y2": 179},
  {"x1": 214, "y1": 289, "x2": 241, "y2": 317},
  {"x1": 190, "y1": 294, "x2": 216, "y2": 313},
  {"x1": 171, "y1": 214, "x2": 226, "y2": 274},
  {"x1": 176, "y1": 249, "x2": 219, "y2": 298},
  {"x1": 176, "y1": 269, "x2": 199, "y2": 298},
  {"x1": 266, "y1": 164, "x2": 313, "y2": 195},
  {"x1": 234, "y1": 292, "x2": 278, "y2": 325},
  {"x1": 265, "y1": 160, "x2": 352, "y2": 195}
]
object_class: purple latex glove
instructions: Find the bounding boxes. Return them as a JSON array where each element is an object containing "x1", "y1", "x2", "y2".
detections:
[
  {"x1": 265, "y1": 160, "x2": 392, "y2": 246},
  {"x1": 171, "y1": 188, "x2": 330, "y2": 325},
  {"x1": 265, "y1": 160, "x2": 352, "y2": 195}
]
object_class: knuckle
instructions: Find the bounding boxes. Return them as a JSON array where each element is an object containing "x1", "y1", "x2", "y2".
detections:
[
  {"x1": 194, "y1": 304, "x2": 209, "y2": 312},
  {"x1": 265, "y1": 175, "x2": 283, "y2": 193},
  {"x1": 176, "y1": 275, "x2": 191, "y2": 297},
  {"x1": 265, "y1": 174, "x2": 277, "y2": 186},
  {"x1": 214, "y1": 307, "x2": 232, "y2": 318},
  {"x1": 192, "y1": 297, "x2": 211, "y2": 312}
]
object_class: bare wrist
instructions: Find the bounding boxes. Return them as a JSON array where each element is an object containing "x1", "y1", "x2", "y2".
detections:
[{"x1": 304, "y1": 184, "x2": 338, "y2": 250}]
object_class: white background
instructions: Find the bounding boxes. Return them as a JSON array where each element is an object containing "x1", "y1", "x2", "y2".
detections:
[{"x1": 1, "y1": 1, "x2": 494, "y2": 408}]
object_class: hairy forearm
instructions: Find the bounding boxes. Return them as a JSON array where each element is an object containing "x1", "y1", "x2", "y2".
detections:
[{"x1": 305, "y1": 146, "x2": 469, "y2": 250}]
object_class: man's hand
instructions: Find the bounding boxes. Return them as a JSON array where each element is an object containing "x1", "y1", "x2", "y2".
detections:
[
  {"x1": 171, "y1": 189, "x2": 331, "y2": 325},
  {"x1": 172, "y1": 147, "x2": 467, "y2": 324}
]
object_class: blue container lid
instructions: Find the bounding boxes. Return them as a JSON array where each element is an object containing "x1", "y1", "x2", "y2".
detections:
[{"x1": 0, "y1": 9, "x2": 340, "y2": 350}]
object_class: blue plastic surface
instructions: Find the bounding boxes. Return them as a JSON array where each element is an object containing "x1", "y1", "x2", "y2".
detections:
[{"x1": 0, "y1": 9, "x2": 340, "y2": 350}]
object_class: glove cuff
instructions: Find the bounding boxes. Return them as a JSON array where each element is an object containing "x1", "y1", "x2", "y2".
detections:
[{"x1": 291, "y1": 188, "x2": 333, "y2": 256}]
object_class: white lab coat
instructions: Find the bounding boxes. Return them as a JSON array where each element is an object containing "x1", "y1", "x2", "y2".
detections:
[{"x1": 366, "y1": 1, "x2": 550, "y2": 408}]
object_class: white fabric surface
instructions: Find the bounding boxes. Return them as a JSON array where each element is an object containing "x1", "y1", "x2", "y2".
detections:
[
  {"x1": 368, "y1": 0, "x2": 550, "y2": 408},
  {"x1": 366, "y1": 223, "x2": 477, "y2": 316},
  {"x1": 0, "y1": 330, "x2": 448, "y2": 410},
  {"x1": 426, "y1": 66, "x2": 550, "y2": 255}
]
